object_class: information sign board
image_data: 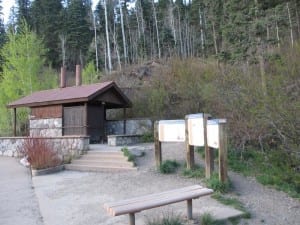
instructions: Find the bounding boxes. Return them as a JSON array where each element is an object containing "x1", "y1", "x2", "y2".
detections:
[
  {"x1": 186, "y1": 114, "x2": 204, "y2": 146},
  {"x1": 158, "y1": 120, "x2": 185, "y2": 142}
]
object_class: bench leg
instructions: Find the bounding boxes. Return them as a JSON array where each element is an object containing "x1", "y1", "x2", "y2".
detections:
[
  {"x1": 129, "y1": 213, "x2": 135, "y2": 225},
  {"x1": 187, "y1": 199, "x2": 193, "y2": 220}
]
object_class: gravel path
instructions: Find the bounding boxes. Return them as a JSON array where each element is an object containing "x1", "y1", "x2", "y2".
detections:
[
  {"x1": 0, "y1": 157, "x2": 43, "y2": 225},
  {"x1": 1, "y1": 143, "x2": 299, "y2": 225},
  {"x1": 228, "y1": 172, "x2": 300, "y2": 225}
]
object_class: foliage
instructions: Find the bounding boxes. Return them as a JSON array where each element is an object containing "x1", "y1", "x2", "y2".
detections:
[
  {"x1": 121, "y1": 147, "x2": 135, "y2": 162},
  {"x1": 228, "y1": 148, "x2": 300, "y2": 198},
  {"x1": 182, "y1": 165, "x2": 205, "y2": 178},
  {"x1": 205, "y1": 173, "x2": 231, "y2": 194},
  {"x1": 212, "y1": 193, "x2": 251, "y2": 219},
  {"x1": 141, "y1": 132, "x2": 154, "y2": 143},
  {"x1": 146, "y1": 213, "x2": 183, "y2": 225},
  {"x1": 18, "y1": 138, "x2": 62, "y2": 170},
  {"x1": 200, "y1": 213, "x2": 217, "y2": 225},
  {"x1": 0, "y1": 21, "x2": 55, "y2": 135},
  {"x1": 82, "y1": 61, "x2": 99, "y2": 84},
  {"x1": 159, "y1": 160, "x2": 180, "y2": 174}
]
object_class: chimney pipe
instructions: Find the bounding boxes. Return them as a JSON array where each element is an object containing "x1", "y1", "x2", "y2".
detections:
[
  {"x1": 75, "y1": 64, "x2": 82, "y2": 86},
  {"x1": 60, "y1": 66, "x2": 66, "y2": 88}
]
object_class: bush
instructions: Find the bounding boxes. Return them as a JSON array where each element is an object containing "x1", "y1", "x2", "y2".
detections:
[
  {"x1": 205, "y1": 173, "x2": 231, "y2": 193},
  {"x1": 141, "y1": 132, "x2": 154, "y2": 143},
  {"x1": 121, "y1": 147, "x2": 135, "y2": 162},
  {"x1": 201, "y1": 213, "x2": 216, "y2": 225},
  {"x1": 146, "y1": 213, "x2": 183, "y2": 225},
  {"x1": 159, "y1": 160, "x2": 180, "y2": 174},
  {"x1": 182, "y1": 165, "x2": 205, "y2": 178},
  {"x1": 18, "y1": 138, "x2": 61, "y2": 170}
]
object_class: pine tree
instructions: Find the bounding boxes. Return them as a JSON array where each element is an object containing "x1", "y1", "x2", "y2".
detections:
[
  {"x1": 65, "y1": 0, "x2": 93, "y2": 66},
  {"x1": 16, "y1": 0, "x2": 31, "y2": 26},
  {"x1": 30, "y1": 0, "x2": 64, "y2": 67}
]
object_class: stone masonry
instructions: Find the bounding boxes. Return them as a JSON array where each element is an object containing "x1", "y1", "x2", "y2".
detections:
[
  {"x1": 30, "y1": 118, "x2": 62, "y2": 137},
  {"x1": 0, "y1": 136, "x2": 89, "y2": 158}
]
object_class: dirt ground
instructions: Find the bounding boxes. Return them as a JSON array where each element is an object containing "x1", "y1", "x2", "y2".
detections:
[{"x1": 2, "y1": 142, "x2": 299, "y2": 225}]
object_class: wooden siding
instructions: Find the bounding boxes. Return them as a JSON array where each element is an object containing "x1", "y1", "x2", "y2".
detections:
[
  {"x1": 31, "y1": 105, "x2": 62, "y2": 119},
  {"x1": 63, "y1": 106, "x2": 85, "y2": 135}
]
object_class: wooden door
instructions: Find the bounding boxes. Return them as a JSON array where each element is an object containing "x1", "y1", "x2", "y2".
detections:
[{"x1": 63, "y1": 106, "x2": 85, "y2": 135}]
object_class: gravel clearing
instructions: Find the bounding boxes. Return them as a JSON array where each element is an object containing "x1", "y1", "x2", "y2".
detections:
[{"x1": 2, "y1": 142, "x2": 299, "y2": 225}]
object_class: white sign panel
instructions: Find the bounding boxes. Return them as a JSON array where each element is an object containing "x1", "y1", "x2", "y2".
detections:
[
  {"x1": 186, "y1": 114, "x2": 204, "y2": 146},
  {"x1": 158, "y1": 120, "x2": 185, "y2": 142},
  {"x1": 207, "y1": 120, "x2": 220, "y2": 148}
]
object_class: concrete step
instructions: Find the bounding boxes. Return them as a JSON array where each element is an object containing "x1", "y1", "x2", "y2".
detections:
[
  {"x1": 71, "y1": 159, "x2": 134, "y2": 167},
  {"x1": 64, "y1": 164, "x2": 137, "y2": 172},
  {"x1": 66, "y1": 149, "x2": 137, "y2": 172}
]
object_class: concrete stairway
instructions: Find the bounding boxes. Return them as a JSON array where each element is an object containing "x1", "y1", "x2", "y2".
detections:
[{"x1": 65, "y1": 150, "x2": 137, "y2": 172}]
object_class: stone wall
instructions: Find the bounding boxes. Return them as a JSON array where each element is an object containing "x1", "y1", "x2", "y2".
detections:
[
  {"x1": 107, "y1": 134, "x2": 143, "y2": 146},
  {"x1": 30, "y1": 118, "x2": 62, "y2": 137},
  {"x1": 106, "y1": 119, "x2": 153, "y2": 135},
  {"x1": 0, "y1": 136, "x2": 89, "y2": 158}
]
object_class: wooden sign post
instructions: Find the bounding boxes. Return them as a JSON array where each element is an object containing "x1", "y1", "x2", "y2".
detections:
[
  {"x1": 185, "y1": 117, "x2": 194, "y2": 169},
  {"x1": 154, "y1": 121, "x2": 162, "y2": 169},
  {"x1": 204, "y1": 114, "x2": 214, "y2": 178},
  {"x1": 218, "y1": 120, "x2": 228, "y2": 182}
]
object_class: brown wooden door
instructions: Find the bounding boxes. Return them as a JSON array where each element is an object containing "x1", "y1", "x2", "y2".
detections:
[{"x1": 63, "y1": 106, "x2": 85, "y2": 135}]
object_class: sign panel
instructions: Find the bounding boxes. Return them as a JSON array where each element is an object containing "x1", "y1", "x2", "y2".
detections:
[
  {"x1": 186, "y1": 113, "x2": 204, "y2": 146},
  {"x1": 207, "y1": 119, "x2": 220, "y2": 148},
  {"x1": 158, "y1": 120, "x2": 185, "y2": 142}
]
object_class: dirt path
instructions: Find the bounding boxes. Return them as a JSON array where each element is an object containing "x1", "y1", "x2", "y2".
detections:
[{"x1": 228, "y1": 172, "x2": 300, "y2": 225}]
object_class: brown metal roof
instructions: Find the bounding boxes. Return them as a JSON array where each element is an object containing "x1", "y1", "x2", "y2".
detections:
[{"x1": 7, "y1": 81, "x2": 132, "y2": 108}]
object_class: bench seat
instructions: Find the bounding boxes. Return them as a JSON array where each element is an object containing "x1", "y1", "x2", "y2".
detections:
[{"x1": 104, "y1": 185, "x2": 213, "y2": 225}]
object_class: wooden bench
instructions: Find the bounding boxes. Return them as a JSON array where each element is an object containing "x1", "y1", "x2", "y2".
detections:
[{"x1": 104, "y1": 185, "x2": 213, "y2": 225}]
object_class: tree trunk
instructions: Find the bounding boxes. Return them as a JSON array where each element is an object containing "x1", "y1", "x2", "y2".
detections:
[
  {"x1": 93, "y1": 13, "x2": 99, "y2": 72},
  {"x1": 104, "y1": 0, "x2": 112, "y2": 72},
  {"x1": 199, "y1": 8, "x2": 205, "y2": 57},
  {"x1": 152, "y1": 0, "x2": 161, "y2": 59},
  {"x1": 119, "y1": 0, "x2": 127, "y2": 65},
  {"x1": 287, "y1": 2, "x2": 294, "y2": 47}
]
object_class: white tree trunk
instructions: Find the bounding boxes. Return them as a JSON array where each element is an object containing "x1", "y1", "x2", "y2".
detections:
[
  {"x1": 152, "y1": 0, "x2": 161, "y2": 59},
  {"x1": 199, "y1": 8, "x2": 205, "y2": 56},
  {"x1": 113, "y1": 21, "x2": 122, "y2": 71},
  {"x1": 119, "y1": 0, "x2": 127, "y2": 65},
  {"x1": 93, "y1": 13, "x2": 99, "y2": 72},
  {"x1": 59, "y1": 34, "x2": 66, "y2": 67},
  {"x1": 287, "y1": 2, "x2": 294, "y2": 47},
  {"x1": 104, "y1": 0, "x2": 112, "y2": 72}
]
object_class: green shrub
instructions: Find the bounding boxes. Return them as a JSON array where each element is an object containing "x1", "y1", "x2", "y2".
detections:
[
  {"x1": 201, "y1": 213, "x2": 216, "y2": 225},
  {"x1": 159, "y1": 160, "x2": 180, "y2": 174},
  {"x1": 205, "y1": 173, "x2": 231, "y2": 193},
  {"x1": 121, "y1": 147, "x2": 135, "y2": 162},
  {"x1": 182, "y1": 165, "x2": 205, "y2": 178},
  {"x1": 141, "y1": 132, "x2": 154, "y2": 142},
  {"x1": 146, "y1": 213, "x2": 183, "y2": 225}
]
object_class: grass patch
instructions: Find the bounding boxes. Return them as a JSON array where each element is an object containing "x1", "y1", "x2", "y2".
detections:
[
  {"x1": 228, "y1": 148, "x2": 300, "y2": 198},
  {"x1": 205, "y1": 173, "x2": 231, "y2": 193},
  {"x1": 121, "y1": 147, "x2": 135, "y2": 162},
  {"x1": 146, "y1": 213, "x2": 183, "y2": 225},
  {"x1": 141, "y1": 132, "x2": 154, "y2": 143},
  {"x1": 182, "y1": 164, "x2": 205, "y2": 178},
  {"x1": 212, "y1": 193, "x2": 251, "y2": 219},
  {"x1": 159, "y1": 160, "x2": 180, "y2": 174},
  {"x1": 200, "y1": 213, "x2": 216, "y2": 225}
]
